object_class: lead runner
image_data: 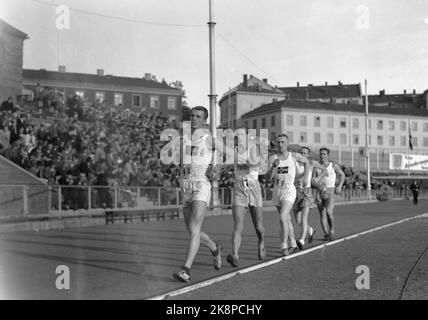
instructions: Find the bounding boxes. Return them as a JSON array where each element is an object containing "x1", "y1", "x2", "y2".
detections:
[
  {"x1": 172, "y1": 106, "x2": 222, "y2": 283},
  {"x1": 266, "y1": 134, "x2": 309, "y2": 256}
]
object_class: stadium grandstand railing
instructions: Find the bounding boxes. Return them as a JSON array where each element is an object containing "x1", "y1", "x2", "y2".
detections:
[{"x1": 0, "y1": 184, "x2": 422, "y2": 220}]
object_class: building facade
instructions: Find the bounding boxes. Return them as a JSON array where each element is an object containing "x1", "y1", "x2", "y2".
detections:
[
  {"x1": 241, "y1": 99, "x2": 428, "y2": 173},
  {"x1": 219, "y1": 74, "x2": 285, "y2": 129},
  {"x1": 0, "y1": 19, "x2": 28, "y2": 101},
  {"x1": 23, "y1": 68, "x2": 184, "y2": 120}
]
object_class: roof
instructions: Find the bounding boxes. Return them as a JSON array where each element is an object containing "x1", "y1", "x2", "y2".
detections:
[
  {"x1": 22, "y1": 69, "x2": 182, "y2": 93},
  {"x1": 279, "y1": 83, "x2": 361, "y2": 99},
  {"x1": 368, "y1": 93, "x2": 423, "y2": 107},
  {"x1": 0, "y1": 19, "x2": 28, "y2": 39},
  {"x1": 219, "y1": 85, "x2": 284, "y2": 105},
  {"x1": 241, "y1": 99, "x2": 428, "y2": 118}
]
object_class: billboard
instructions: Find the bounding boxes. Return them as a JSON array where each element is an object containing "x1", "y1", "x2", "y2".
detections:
[{"x1": 390, "y1": 153, "x2": 428, "y2": 171}]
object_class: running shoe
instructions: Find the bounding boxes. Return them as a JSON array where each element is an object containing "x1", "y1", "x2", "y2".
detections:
[
  {"x1": 226, "y1": 254, "x2": 239, "y2": 267},
  {"x1": 296, "y1": 240, "x2": 304, "y2": 251},
  {"x1": 323, "y1": 234, "x2": 330, "y2": 241},
  {"x1": 173, "y1": 269, "x2": 190, "y2": 283},
  {"x1": 308, "y1": 227, "x2": 316, "y2": 244},
  {"x1": 281, "y1": 248, "x2": 290, "y2": 256},
  {"x1": 289, "y1": 246, "x2": 299, "y2": 254},
  {"x1": 213, "y1": 243, "x2": 222, "y2": 270}
]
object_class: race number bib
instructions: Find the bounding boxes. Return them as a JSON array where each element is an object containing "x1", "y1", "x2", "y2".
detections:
[{"x1": 277, "y1": 166, "x2": 289, "y2": 174}]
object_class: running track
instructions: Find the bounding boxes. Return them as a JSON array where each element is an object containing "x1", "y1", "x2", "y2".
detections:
[{"x1": 0, "y1": 200, "x2": 427, "y2": 300}]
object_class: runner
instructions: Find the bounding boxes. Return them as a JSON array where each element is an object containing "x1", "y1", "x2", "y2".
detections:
[
  {"x1": 226, "y1": 128, "x2": 265, "y2": 267},
  {"x1": 315, "y1": 147, "x2": 345, "y2": 241},
  {"x1": 266, "y1": 134, "x2": 309, "y2": 256},
  {"x1": 172, "y1": 106, "x2": 222, "y2": 283},
  {"x1": 293, "y1": 146, "x2": 327, "y2": 250}
]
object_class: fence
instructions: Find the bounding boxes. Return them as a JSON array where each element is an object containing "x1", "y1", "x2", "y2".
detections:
[{"x1": 1, "y1": 184, "x2": 423, "y2": 218}]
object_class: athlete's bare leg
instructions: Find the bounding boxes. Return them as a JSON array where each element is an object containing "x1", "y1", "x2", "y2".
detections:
[
  {"x1": 182, "y1": 200, "x2": 217, "y2": 269},
  {"x1": 276, "y1": 201, "x2": 296, "y2": 250},
  {"x1": 231, "y1": 205, "x2": 246, "y2": 260},
  {"x1": 248, "y1": 205, "x2": 265, "y2": 257},
  {"x1": 325, "y1": 198, "x2": 336, "y2": 237},
  {"x1": 317, "y1": 203, "x2": 330, "y2": 237},
  {"x1": 299, "y1": 206, "x2": 310, "y2": 242}
]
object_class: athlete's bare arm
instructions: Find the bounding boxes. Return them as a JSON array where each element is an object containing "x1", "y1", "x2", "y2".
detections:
[
  {"x1": 293, "y1": 152, "x2": 309, "y2": 185},
  {"x1": 332, "y1": 162, "x2": 345, "y2": 192},
  {"x1": 310, "y1": 160, "x2": 327, "y2": 182},
  {"x1": 266, "y1": 155, "x2": 279, "y2": 182}
]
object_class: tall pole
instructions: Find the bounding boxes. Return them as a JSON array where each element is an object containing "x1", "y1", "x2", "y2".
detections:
[
  {"x1": 208, "y1": 0, "x2": 220, "y2": 213},
  {"x1": 365, "y1": 80, "x2": 371, "y2": 196}
]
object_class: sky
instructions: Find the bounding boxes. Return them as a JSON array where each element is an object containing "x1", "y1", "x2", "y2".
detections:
[{"x1": 1, "y1": 0, "x2": 428, "y2": 117}]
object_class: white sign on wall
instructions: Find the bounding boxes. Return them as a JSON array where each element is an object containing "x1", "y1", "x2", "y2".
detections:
[{"x1": 390, "y1": 153, "x2": 428, "y2": 171}]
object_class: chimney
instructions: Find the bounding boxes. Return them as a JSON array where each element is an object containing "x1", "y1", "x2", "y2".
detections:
[
  {"x1": 97, "y1": 69, "x2": 104, "y2": 76},
  {"x1": 297, "y1": 82, "x2": 300, "y2": 87},
  {"x1": 325, "y1": 82, "x2": 328, "y2": 86},
  {"x1": 58, "y1": 65, "x2": 66, "y2": 73},
  {"x1": 413, "y1": 89, "x2": 416, "y2": 94},
  {"x1": 404, "y1": 89, "x2": 407, "y2": 94},
  {"x1": 380, "y1": 90, "x2": 385, "y2": 96},
  {"x1": 243, "y1": 74, "x2": 248, "y2": 88},
  {"x1": 145, "y1": 73, "x2": 152, "y2": 80},
  {"x1": 262, "y1": 78, "x2": 268, "y2": 83}
]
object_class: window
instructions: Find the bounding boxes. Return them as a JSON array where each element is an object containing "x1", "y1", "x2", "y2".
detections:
[
  {"x1": 424, "y1": 123, "x2": 428, "y2": 132},
  {"x1": 353, "y1": 134, "x2": 359, "y2": 145},
  {"x1": 327, "y1": 133, "x2": 334, "y2": 144},
  {"x1": 286, "y1": 115, "x2": 293, "y2": 126},
  {"x1": 271, "y1": 116, "x2": 276, "y2": 127},
  {"x1": 150, "y1": 95, "x2": 159, "y2": 109},
  {"x1": 412, "y1": 122, "x2": 418, "y2": 131},
  {"x1": 299, "y1": 132, "x2": 307, "y2": 143},
  {"x1": 314, "y1": 116, "x2": 321, "y2": 127},
  {"x1": 327, "y1": 117, "x2": 334, "y2": 128},
  {"x1": 369, "y1": 135, "x2": 372, "y2": 146},
  {"x1": 389, "y1": 136, "x2": 395, "y2": 146},
  {"x1": 423, "y1": 138, "x2": 428, "y2": 147},
  {"x1": 287, "y1": 132, "x2": 294, "y2": 143},
  {"x1": 340, "y1": 118, "x2": 346, "y2": 128},
  {"x1": 377, "y1": 135, "x2": 383, "y2": 146},
  {"x1": 368, "y1": 119, "x2": 372, "y2": 130},
  {"x1": 388, "y1": 121, "x2": 395, "y2": 131},
  {"x1": 377, "y1": 120, "x2": 383, "y2": 130},
  {"x1": 262, "y1": 118, "x2": 266, "y2": 128},
  {"x1": 168, "y1": 97, "x2": 177, "y2": 110},
  {"x1": 244, "y1": 121, "x2": 248, "y2": 129},
  {"x1": 95, "y1": 92, "x2": 105, "y2": 103},
  {"x1": 233, "y1": 120, "x2": 236, "y2": 129},
  {"x1": 132, "y1": 94, "x2": 142, "y2": 107},
  {"x1": 232, "y1": 105, "x2": 237, "y2": 115},
  {"x1": 400, "y1": 121, "x2": 406, "y2": 131},
  {"x1": 340, "y1": 134, "x2": 347, "y2": 145},
  {"x1": 401, "y1": 136, "x2": 407, "y2": 147},
  {"x1": 314, "y1": 132, "x2": 321, "y2": 143},
  {"x1": 76, "y1": 90, "x2": 85, "y2": 99},
  {"x1": 352, "y1": 118, "x2": 359, "y2": 129},
  {"x1": 300, "y1": 116, "x2": 307, "y2": 126},
  {"x1": 253, "y1": 119, "x2": 257, "y2": 129},
  {"x1": 413, "y1": 137, "x2": 418, "y2": 147},
  {"x1": 114, "y1": 93, "x2": 123, "y2": 106}
]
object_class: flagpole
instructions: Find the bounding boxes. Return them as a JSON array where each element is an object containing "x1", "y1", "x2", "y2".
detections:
[
  {"x1": 208, "y1": 0, "x2": 220, "y2": 214},
  {"x1": 407, "y1": 118, "x2": 411, "y2": 177},
  {"x1": 365, "y1": 80, "x2": 371, "y2": 196}
]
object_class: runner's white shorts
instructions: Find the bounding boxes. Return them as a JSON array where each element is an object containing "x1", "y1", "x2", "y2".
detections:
[
  {"x1": 272, "y1": 184, "x2": 297, "y2": 206},
  {"x1": 233, "y1": 177, "x2": 263, "y2": 208},
  {"x1": 180, "y1": 177, "x2": 211, "y2": 207}
]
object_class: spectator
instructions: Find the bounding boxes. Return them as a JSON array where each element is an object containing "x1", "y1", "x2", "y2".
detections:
[{"x1": 0, "y1": 97, "x2": 16, "y2": 113}]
